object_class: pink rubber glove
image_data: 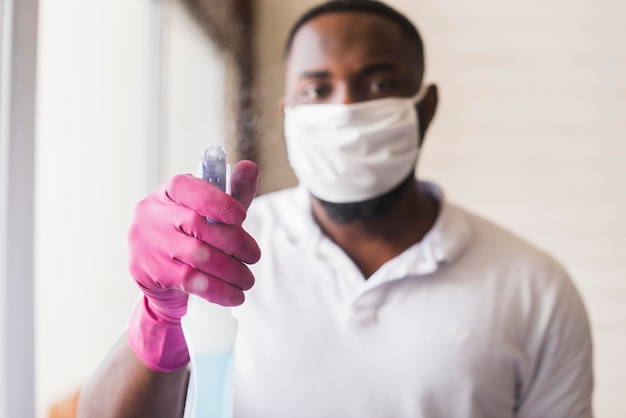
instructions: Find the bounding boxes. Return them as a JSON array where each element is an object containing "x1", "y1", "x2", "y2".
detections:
[{"x1": 127, "y1": 160, "x2": 261, "y2": 372}]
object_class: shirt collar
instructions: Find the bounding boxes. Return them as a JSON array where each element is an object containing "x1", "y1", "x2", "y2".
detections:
[
  {"x1": 417, "y1": 182, "x2": 473, "y2": 266},
  {"x1": 299, "y1": 181, "x2": 473, "y2": 279}
]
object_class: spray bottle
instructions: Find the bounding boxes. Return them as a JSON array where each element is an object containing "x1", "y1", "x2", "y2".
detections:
[{"x1": 181, "y1": 144, "x2": 238, "y2": 418}]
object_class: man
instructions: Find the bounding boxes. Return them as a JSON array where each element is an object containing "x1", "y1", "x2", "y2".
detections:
[{"x1": 77, "y1": 1, "x2": 593, "y2": 417}]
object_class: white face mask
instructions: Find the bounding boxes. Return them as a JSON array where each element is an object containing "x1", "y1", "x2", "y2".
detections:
[{"x1": 284, "y1": 89, "x2": 425, "y2": 203}]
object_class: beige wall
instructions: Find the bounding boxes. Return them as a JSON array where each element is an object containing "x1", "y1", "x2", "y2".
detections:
[{"x1": 254, "y1": 1, "x2": 626, "y2": 416}]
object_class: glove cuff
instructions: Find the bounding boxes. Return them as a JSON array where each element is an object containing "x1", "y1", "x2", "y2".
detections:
[{"x1": 128, "y1": 296, "x2": 190, "y2": 372}]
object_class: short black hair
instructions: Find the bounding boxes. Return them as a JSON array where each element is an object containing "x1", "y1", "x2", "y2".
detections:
[{"x1": 284, "y1": 0, "x2": 424, "y2": 63}]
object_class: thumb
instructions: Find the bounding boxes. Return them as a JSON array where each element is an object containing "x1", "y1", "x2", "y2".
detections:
[{"x1": 230, "y1": 160, "x2": 259, "y2": 210}]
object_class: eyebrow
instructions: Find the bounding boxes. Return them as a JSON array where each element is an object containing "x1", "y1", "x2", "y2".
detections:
[
  {"x1": 300, "y1": 70, "x2": 331, "y2": 79},
  {"x1": 298, "y1": 62, "x2": 401, "y2": 80},
  {"x1": 360, "y1": 62, "x2": 401, "y2": 75}
]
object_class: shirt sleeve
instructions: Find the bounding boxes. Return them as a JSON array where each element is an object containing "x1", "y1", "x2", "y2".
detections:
[{"x1": 516, "y1": 271, "x2": 594, "y2": 418}]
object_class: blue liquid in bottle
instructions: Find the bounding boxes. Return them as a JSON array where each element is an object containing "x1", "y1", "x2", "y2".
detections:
[{"x1": 189, "y1": 351, "x2": 235, "y2": 417}]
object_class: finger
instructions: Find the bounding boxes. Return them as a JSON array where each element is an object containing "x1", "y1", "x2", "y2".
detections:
[
  {"x1": 169, "y1": 204, "x2": 261, "y2": 264},
  {"x1": 176, "y1": 265, "x2": 246, "y2": 306},
  {"x1": 165, "y1": 263, "x2": 245, "y2": 310},
  {"x1": 230, "y1": 160, "x2": 259, "y2": 210},
  {"x1": 133, "y1": 235, "x2": 253, "y2": 306},
  {"x1": 169, "y1": 235, "x2": 255, "y2": 291},
  {"x1": 165, "y1": 174, "x2": 247, "y2": 225}
]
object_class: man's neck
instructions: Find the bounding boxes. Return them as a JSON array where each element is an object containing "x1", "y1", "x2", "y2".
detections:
[{"x1": 311, "y1": 182, "x2": 439, "y2": 279}]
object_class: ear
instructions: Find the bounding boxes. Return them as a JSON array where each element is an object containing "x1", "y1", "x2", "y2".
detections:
[
  {"x1": 279, "y1": 97, "x2": 285, "y2": 117},
  {"x1": 416, "y1": 84, "x2": 438, "y2": 144}
]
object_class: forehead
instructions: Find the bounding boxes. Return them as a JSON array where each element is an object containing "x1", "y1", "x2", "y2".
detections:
[{"x1": 286, "y1": 11, "x2": 421, "y2": 77}]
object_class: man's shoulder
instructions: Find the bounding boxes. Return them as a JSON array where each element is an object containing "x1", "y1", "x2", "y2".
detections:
[
  {"x1": 419, "y1": 180, "x2": 565, "y2": 278},
  {"x1": 449, "y1": 202, "x2": 568, "y2": 280}
]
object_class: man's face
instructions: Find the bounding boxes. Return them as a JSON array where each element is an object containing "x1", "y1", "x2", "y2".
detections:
[
  {"x1": 284, "y1": 11, "x2": 423, "y2": 108},
  {"x1": 283, "y1": 12, "x2": 426, "y2": 224}
]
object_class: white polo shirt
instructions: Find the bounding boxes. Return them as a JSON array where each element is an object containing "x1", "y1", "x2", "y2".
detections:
[{"x1": 232, "y1": 183, "x2": 593, "y2": 418}]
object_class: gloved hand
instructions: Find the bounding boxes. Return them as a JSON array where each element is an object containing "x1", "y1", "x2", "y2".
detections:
[{"x1": 127, "y1": 160, "x2": 261, "y2": 372}]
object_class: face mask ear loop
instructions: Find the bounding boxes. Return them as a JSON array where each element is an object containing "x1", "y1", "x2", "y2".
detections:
[
  {"x1": 412, "y1": 83, "x2": 430, "y2": 105},
  {"x1": 411, "y1": 84, "x2": 429, "y2": 149}
]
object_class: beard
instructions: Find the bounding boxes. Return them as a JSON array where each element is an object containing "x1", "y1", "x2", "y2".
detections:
[{"x1": 315, "y1": 172, "x2": 415, "y2": 225}]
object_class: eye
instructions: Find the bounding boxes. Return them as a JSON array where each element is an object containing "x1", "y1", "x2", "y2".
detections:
[
  {"x1": 302, "y1": 83, "x2": 331, "y2": 101},
  {"x1": 368, "y1": 79, "x2": 396, "y2": 95}
]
